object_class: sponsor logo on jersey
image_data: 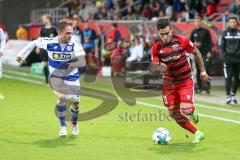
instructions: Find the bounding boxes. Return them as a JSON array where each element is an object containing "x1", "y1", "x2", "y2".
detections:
[
  {"x1": 162, "y1": 55, "x2": 181, "y2": 62},
  {"x1": 53, "y1": 53, "x2": 71, "y2": 60},
  {"x1": 172, "y1": 44, "x2": 179, "y2": 51},
  {"x1": 186, "y1": 95, "x2": 191, "y2": 100}
]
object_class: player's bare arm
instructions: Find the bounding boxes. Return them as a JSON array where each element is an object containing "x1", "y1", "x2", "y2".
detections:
[
  {"x1": 68, "y1": 55, "x2": 86, "y2": 69},
  {"x1": 16, "y1": 39, "x2": 39, "y2": 63},
  {"x1": 193, "y1": 46, "x2": 211, "y2": 83},
  {"x1": 150, "y1": 62, "x2": 167, "y2": 75}
]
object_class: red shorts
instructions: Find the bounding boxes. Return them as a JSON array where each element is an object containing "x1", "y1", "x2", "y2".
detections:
[{"x1": 162, "y1": 78, "x2": 194, "y2": 107}]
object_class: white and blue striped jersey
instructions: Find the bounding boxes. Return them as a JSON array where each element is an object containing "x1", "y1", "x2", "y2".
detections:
[{"x1": 18, "y1": 36, "x2": 86, "y2": 81}]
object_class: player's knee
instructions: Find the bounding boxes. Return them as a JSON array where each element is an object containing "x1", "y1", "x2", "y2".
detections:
[
  {"x1": 180, "y1": 103, "x2": 194, "y2": 116},
  {"x1": 68, "y1": 95, "x2": 80, "y2": 104},
  {"x1": 169, "y1": 109, "x2": 178, "y2": 120},
  {"x1": 169, "y1": 109, "x2": 185, "y2": 123},
  {"x1": 58, "y1": 94, "x2": 66, "y2": 102}
]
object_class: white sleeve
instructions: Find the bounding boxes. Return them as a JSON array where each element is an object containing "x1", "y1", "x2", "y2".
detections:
[
  {"x1": 0, "y1": 29, "x2": 6, "y2": 52},
  {"x1": 74, "y1": 40, "x2": 85, "y2": 57},
  {"x1": 17, "y1": 38, "x2": 47, "y2": 59}
]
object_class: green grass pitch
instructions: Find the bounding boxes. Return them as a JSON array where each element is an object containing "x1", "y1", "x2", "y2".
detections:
[{"x1": 0, "y1": 72, "x2": 240, "y2": 160}]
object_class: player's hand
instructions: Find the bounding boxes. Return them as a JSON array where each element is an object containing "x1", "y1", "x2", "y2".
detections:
[
  {"x1": 16, "y1": 56, "x2": 24, "y2": 63},
  {"x1": 156, "y1": 62, "x2": 168, "y2": 72},
  {"x1": 150, "y1": 62, "x2": 167, "y2": 75},
  {"x1": 200, "y1": 71, "x2": 211, "y2": 83},
  {"x1": 0, "y1": 51, "x2": 3, "y2": 57}
]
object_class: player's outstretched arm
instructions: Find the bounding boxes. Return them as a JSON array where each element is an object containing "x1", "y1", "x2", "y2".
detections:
[
  {"x1": 193, "y1": 47, "x2": 211, "y2": 83},
  {"x1": 16, "y1": 38, "x2": 43, "y2": 63},
  {"x1": 68, "y1": 55, "x2": 86, "y2": 69}
]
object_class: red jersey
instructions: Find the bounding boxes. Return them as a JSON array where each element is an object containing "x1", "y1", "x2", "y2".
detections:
[{"x1": 151, "y1": 35, "x2": 195, "y2": 83}]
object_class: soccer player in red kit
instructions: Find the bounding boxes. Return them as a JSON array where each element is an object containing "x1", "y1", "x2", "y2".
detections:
[{"x1": 151, "y1": 17, "x2": 211, "y2": 143}]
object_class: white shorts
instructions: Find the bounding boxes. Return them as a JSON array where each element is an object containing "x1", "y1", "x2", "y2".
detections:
[{"x1": 50, "y1": 77, "x2": 80, "y2": 103}]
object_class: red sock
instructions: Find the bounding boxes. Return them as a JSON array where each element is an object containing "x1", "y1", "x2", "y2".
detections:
[
  {"x1": 172, "y1": 110, "x2": 197, "y2": 134},
  {"x1": 179, "y1": 119, "x2": 197, "y2": 134}
]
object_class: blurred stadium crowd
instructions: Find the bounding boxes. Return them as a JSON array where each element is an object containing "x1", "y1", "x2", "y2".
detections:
[
  {"x1": 62, "y1": 0, "x2": 239, "y2": 21},
  {"x1": 0, "y1": 0, "x2": 239, "y2": 82}
]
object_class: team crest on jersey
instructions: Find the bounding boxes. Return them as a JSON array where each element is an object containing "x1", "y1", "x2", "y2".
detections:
[
  {"x1": 172, "y1": 44, "x2": 179, "y2": 51},
  {"x1": 186, "y1": 95, "x2": 191, "y2": 100},
  {"x1": 53, "y1": 53, "x2": 71, "y2": 60},
  {"x1": 66, "y1": 45, "x2": 73, "y2": 52}
]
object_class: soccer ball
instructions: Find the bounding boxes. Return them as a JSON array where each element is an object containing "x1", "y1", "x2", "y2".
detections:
[{"x1": 152, "y1": 127, "x2": 171, "y2": 144}]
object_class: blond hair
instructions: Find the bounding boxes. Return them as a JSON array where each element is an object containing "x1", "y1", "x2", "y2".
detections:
[{"x1": 57, "y1": 19, "x2": 74, "y2": 33}]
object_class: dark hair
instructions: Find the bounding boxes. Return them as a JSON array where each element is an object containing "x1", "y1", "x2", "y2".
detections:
[
  {"x1": 57, "y1": 19, "x2": 73, "y2": 33},
  {"x1": 229, "y1": 16, "x2": 238, "y2": 23},
  {"x1": 156, "y1": 17, "x2": 170, "y2": 30},
  {"x1": 112, "y1": 23, "x2": 117, "y2": 28}
]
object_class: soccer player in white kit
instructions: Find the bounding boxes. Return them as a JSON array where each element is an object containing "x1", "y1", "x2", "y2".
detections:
[
  {"x1": 16, "y1": 19, "x2": 86, "y2": 136},
  {"x1": 0, "y1": 28, "x2": 6, "y2": 100}
]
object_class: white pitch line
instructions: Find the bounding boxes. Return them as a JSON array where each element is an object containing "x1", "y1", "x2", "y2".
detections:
[
  {"x1": 136, "y1": 101, "x2": 240, "y2": 125},
  {"x1": 3, "y1": 73, "x2": 240, "y2": 124},
  {"x1": 196, "y1": 103, "x2": 240, "y2": 114},
  {"x1": 151, "y1": 97, "x2": 240, "y2": 114},
  {"x1": 198, "y1": 114, "x2": 240, "y2": 124},
  {"x1": 4, "y1": 69, "x2": 44, "y2": 79},
  {"x1": 3, "y1": 74, "x2": 44, "y2": 85}
]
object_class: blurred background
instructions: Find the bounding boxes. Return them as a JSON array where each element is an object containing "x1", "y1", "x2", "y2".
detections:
[{"x1": 0, "y1": 0, "x2": 239, "y2": 89}]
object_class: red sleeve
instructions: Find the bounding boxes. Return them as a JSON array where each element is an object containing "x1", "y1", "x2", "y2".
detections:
[
  {"x1": 151, "y1": 42, "x2": 160, "y2": 63},
  {"x1": 182, "y1": 36, "x2": 195, "y2": 53}
]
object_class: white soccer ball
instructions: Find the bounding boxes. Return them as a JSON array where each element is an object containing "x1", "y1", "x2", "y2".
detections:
[{"x1": 152, "y1": 127, "x2": 171, "y2": 144}]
